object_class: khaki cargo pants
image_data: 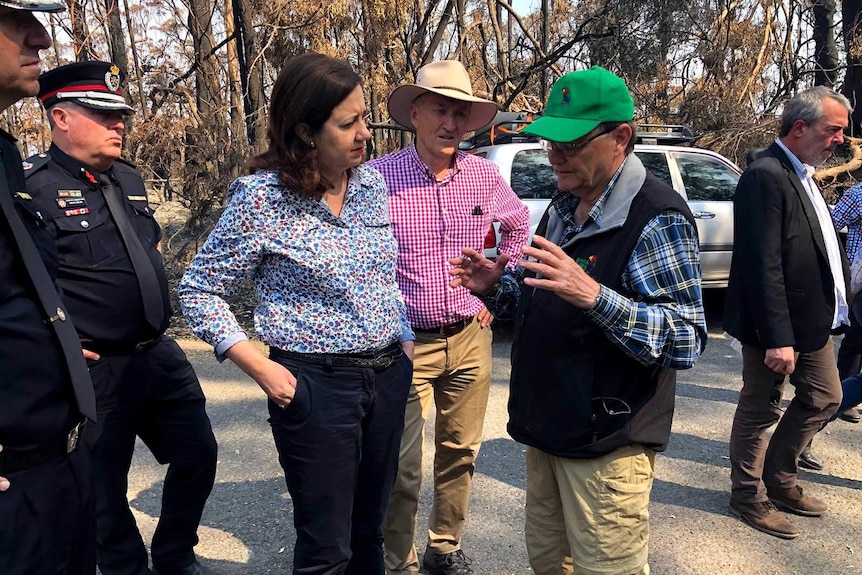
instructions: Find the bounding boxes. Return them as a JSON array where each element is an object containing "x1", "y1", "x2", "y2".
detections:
[{"x1": 525, "y1": 444, "x2": 655, "y2": 575}]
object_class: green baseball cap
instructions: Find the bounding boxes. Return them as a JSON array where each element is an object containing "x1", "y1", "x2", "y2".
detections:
[{"x1": 524, "y1": 66, "x2": 634, "y2": 143}]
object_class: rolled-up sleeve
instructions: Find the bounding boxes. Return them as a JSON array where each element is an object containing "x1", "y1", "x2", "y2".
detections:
[
  {"x1": 585, "y1": 211, "x2": 707, "y2": 368},
  {"x1": 493, "y1": 176, "x2": 531, "y2": 268},
  {"x1": 178, "y1": 179, "x2": 264, "y2": 359}
]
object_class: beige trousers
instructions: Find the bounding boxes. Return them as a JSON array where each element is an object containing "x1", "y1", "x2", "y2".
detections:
[
  {"x1": 383, "y1": 318, "x2": 492, "y2": 574},
  {"x1": 525, "y1": 445, "x2": 654, "y2": 575}
]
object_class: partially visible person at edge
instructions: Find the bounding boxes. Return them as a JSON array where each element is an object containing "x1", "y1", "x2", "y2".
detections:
[
  {"x1": 724, "y1": 86, "x2": 851, "y2": 540},
  {"x1": 179, "y1": 52, "x2": 414, "y2": 575},
  {"x1": 830, "y1": 184, "x2": 862, "y2": 421},
  {"x1": 796, "y1": 177, "x2": 862, "y2": 471},
  {"x1": 24, "y1": 60, "x2": 218, "y2": 575},
  {"x1": 449, "y1": 66, "x2": 706, "y2": 575},
  {"x1": 0, "y1": 1, "x2": 97, "y2": 574},
  {"x1": 367, "y1": 59, "x2": 530, "y2": 575}
]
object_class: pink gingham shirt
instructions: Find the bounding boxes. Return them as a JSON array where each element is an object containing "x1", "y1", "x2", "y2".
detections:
[{"x1": 368, "y1": 145, "x2": 530, "y2": 328}]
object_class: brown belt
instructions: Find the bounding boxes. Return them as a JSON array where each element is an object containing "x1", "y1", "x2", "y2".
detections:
[{"x1": 414, "y1": 317, "x2": 473, "y2": 338}]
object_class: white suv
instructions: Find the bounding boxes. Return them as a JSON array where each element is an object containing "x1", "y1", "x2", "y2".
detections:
[{"x1": 472, "y1": 130, "x2": 741, "y2": 289}]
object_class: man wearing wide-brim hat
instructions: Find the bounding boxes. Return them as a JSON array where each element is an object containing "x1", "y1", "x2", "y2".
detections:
[
  {"x1": 368, "y1": 60, "x2": 530, "y2": 575},
  {"x1": 449, "y1": 66, "x2": 707, "y2": 574}
]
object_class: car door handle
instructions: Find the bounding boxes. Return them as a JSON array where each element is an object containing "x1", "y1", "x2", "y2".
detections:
[{"x1": 693, "y1": 211, "x2": 716, "y2": 219}]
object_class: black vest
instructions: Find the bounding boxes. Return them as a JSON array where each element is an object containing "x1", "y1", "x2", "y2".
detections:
[{"x1": 508, "y1": 173, "x2": 694, "y2": 458}]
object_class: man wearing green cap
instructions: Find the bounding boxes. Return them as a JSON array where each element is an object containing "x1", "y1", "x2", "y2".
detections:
[
  {"x1": 1, "y1": 1, "x2": 97, "y2": 574},
  {"x1": 449, "y1": 66, "x2": 706, "y2": 574}
]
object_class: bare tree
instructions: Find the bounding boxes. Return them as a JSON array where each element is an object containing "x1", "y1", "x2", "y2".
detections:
[
  {"x1": 65, "y1": 0, "x2": 97, "y2": 60},
  {"x1": 812, "y1": 0, "x2": 839, "y2": 87}
]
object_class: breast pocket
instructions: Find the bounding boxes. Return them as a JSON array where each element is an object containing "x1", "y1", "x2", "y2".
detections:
[
  {"x1": 130, "y1": 203, "x2": 160, "y2": 247},
  {"x1": 53, "y1": 212, "x2": 116, "y2": 268},
  {"x1": 359, "y1": 212, "x2": 397, "y2": 268}
]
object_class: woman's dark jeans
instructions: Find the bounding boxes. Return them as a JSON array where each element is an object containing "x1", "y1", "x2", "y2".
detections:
[{"x1": 268, "y1": 352, "x2": 412, "y2": 575}]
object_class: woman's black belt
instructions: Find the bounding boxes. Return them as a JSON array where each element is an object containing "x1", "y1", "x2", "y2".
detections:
[{"x1": 270, "y1": 341, "x2": 403, "y2": 370}]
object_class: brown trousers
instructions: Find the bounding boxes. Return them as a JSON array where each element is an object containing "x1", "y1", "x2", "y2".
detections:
[
  {"x1": 729, "y1": 340, "x2": 842, "y2": 503},
  {"x1": 383, "y1": 318, "x2": 492, "y2": 574}
]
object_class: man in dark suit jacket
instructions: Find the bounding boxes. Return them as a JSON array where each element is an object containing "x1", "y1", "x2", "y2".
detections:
[{"x1": 725, "y1": 86, "x2": 850, "y2": 540}]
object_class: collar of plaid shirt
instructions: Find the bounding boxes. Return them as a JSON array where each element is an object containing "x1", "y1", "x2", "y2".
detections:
[{"x1": 551, "y1": 157, "x2": 628, "y2": 246}]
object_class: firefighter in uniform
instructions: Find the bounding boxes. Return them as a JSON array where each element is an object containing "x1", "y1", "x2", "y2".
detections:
[
  {"x1": 24, "y1": 61, "x2": 219, "y2": 575},
  {"x1": 1, "y1": 2, "x2": 97, "y2": 574}
]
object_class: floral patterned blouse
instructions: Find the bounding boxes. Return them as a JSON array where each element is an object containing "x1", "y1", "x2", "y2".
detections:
[{"x1": 178, "y1": 165, "x2": 412, "y2": 359}]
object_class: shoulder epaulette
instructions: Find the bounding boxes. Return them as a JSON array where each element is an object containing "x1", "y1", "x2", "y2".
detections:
[{"x1": 22, "y1": 153, "x2": 51, "y2": 179}]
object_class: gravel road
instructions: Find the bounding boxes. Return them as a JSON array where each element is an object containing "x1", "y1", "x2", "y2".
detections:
[{"x1": 126, "y1": 295, "x2": 862, "y2": 574}]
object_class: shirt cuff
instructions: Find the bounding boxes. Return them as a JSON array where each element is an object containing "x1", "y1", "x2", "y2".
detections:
[
  {"x1": 214, "y1": 331, "x2": 249, "y2": 363},
  {"x1": 400, "y1": 326, "x2": 415, "y2": 343},
  {"x1": 584, "y1": 284, "x2": 631, "y2": 329},
  {"x1": 473, "y1": 282, "x2": 502, "y2": 304}
]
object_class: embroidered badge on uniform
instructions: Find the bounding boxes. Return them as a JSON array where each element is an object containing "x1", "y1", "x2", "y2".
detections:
[
  {"x1": 65, "y1": 207, "x2": 90, "y2": 217},
  {"x1": 575, "y1": 255, "x2": 597, "y2": 275},
  {"x1": 57, "y1": 189, "x2": 83, "y2": 198},
  {"x1": 126, "y1": 195, "x2": 147, "y2": 201},
  {"x1": 14, "y1": 192, "x2": 32, "y2": 200},
  {"x1": 57, "y1": 198, "x2": 87, "y2": 209}
]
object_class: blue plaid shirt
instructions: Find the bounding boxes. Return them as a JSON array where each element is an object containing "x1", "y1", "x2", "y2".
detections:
[
  {"x1": 832, "y1": 182, "x2": 862, "y2": 263},
  {"x1": 482, "y1": 187, "x2": 706, "y2": 369}
]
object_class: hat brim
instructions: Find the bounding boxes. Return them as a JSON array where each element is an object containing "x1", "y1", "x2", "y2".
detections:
[
  {"x1": 0, "y1": 0, "x2": 66, "y2": 11},
  {"x1": 388, "y1": 85, "x2": 498, "y2": 132},
  {"x1": 522, "y1": 115, "x2": 602, "y2": 143},
  {"x1": 57, "y1": 96, "x2": 136, "y2": 115},
  {"x1": 75, "y1": 100, "x2": 136, "y2": 114}
]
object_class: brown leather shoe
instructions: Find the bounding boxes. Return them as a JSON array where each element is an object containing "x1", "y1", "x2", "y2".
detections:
[
  {"x1": 730, "y1": 499, "x2": 800, "y2": 539},
  {"x1": 767, "y1": 485, "x2": 827, "y2": 517}
]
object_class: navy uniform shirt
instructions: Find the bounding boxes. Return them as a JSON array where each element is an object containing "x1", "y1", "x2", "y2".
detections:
[
  {"x1": 0, "y1": 129, "x2": 79, "y2": 450},
  {"x1": 25, "y1": 145, "x2": 171, "y2": 344}
]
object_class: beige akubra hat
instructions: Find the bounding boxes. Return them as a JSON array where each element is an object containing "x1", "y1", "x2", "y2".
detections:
[{"x1": 387, "y1": 60, "x2": 499, "y2": 132}]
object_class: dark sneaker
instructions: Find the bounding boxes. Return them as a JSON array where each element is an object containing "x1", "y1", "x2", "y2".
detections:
[
  {"x1": 768, "y1": 485, "x2": 827, "y2": 517},
  {"x1": 730, "y1": 498, "x2": 800, "y2": 539},
  {"x1": 838, "y1": 408, "x2": 861, "y2": 424},
  {"x1": 421, "y1": 549, "x2": 474, "y2": 575},
  {"x1": 798, "y1": 446, "x2": 824, "y2": 471}
]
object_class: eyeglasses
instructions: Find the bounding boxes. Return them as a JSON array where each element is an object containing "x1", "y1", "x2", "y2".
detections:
[{"x1": 539, "y1": 124, "x2": 619, "y2": 156}]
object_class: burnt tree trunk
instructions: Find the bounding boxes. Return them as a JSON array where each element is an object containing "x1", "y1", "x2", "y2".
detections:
[{"x1": 812, "y1": 0, "x2": 839, "y2": 87}]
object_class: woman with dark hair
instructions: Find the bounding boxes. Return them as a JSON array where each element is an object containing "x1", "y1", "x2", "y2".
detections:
[{"x1": 178, "y1": 52, "x2": 414, "y2": 574}]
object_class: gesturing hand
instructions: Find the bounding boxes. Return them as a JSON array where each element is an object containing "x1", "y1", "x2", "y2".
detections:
[
  {"x1": 448, "y1": 248, "x2": 509, "y2": 295},
  {"x1": 520, "y1": 235, "x2": 602, "y2": 309}
]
